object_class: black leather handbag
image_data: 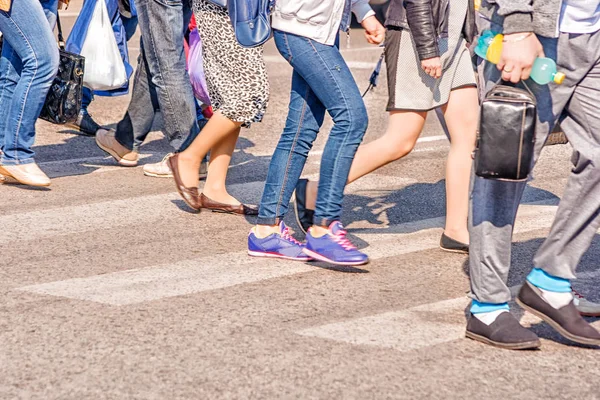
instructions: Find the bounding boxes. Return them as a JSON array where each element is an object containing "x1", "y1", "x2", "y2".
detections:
[
  {"x1": 39, "y1": 12, "x2": 85, "y2": 125},
  {"x1": 474, "y1": 83, "x2": 537, "y2": 181}
]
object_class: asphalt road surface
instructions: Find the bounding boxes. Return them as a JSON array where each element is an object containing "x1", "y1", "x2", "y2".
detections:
[{"x1": 1, "y1": 5, "x2": 599, "y2": 400}]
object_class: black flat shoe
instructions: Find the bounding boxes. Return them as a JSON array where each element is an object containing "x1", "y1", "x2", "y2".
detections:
[
  {"x1": 517, "y1": 281, "x2": 600, "y2": 346},
  {"x1": 466, "y1": 311, "x2": 541, "y2": 350},
  {"x1": 293, "y1": 179, "x2": 314, "y2": 234},
  {"x1": 440, "y1": 233, "x2": 469, "y2": 254}
]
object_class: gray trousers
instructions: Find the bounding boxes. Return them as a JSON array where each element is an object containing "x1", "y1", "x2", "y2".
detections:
[{"x1": 470, "y1": 29, "x2": 600, "y2": 304}]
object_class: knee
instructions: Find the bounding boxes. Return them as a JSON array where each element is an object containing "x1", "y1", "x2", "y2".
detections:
[
  {"x1": 36, "y1": 47, "x2": 60, "y2": 84},
  {"x1": 333, "y1": 103, "x2": 369, "y2": 141},
  {"x1": 385, "y1": 139, "x2": 416, "y2": 161}
]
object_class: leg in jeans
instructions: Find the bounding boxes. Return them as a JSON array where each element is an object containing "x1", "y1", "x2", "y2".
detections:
[
  {"x1": 257, "y1": 31, "x2": 367, "y2": 226},
  {"x1": 117, "y1": 0, "x2": 198, "y2": 152},
  {"x1": 469, "y1": 32, "x2": 600, "y2": 304},
  {"x1": 115, "y1": 41, "x2": 161, "y2": 151},
  {"x1": 257, "y1": 67, "x2": 325, "y2": 224},
  {"x1": 0, "y1": 0, "x2": 59, "y2": 165}
]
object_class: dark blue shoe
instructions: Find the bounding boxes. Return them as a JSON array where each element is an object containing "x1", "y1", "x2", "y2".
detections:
[
  {"x1": 293, "y1": 179, "x2": 314, "y2": 234},
  {"x1": 304, "y1": 222, "x2": 369, "y2": 266},
  {"x1": 248, "y1": 222, "x2": 312, "y2": 261}
]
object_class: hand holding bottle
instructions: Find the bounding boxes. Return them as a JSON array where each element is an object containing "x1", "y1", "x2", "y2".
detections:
[{"x1": 498, "y1": 33, "x2": 545, "y2": 83}]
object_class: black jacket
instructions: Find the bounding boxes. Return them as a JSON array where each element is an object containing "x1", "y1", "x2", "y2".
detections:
[{"x1": 385, "y1": 0, "x2": 476, "y2": 61}]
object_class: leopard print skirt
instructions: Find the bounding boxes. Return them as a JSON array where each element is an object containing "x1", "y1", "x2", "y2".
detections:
[{"x1": 193, "y1": 0, "x2": 269, "y2": 126}]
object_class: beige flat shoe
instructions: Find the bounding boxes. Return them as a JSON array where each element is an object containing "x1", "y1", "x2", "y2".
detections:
[
  {"x1": 95, "y1": 128, "x2": 139, "y2": 167},
  {"x1": 0, "y1": 163, "x2": 51, "y2": 187}
]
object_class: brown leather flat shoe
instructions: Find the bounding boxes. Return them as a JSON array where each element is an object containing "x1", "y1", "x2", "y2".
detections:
[
  {"x1": 199, "y1": 193, "x2": 258, "y2": 216},
  {"x1": 167, "y1": 154, "x2": 201, "y2": 210}
]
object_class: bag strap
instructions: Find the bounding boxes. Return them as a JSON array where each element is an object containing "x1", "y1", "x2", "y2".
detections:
[{"x1": 56, "y1": 11, "x2": 66, "y2": 50}]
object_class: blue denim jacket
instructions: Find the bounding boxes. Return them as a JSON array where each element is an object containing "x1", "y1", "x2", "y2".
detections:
[{"x1": 66, "y1": 0, "x2": 134, "y2": 97}]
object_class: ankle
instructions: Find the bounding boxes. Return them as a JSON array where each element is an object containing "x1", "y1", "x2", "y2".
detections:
[
  {"x1": 254, "y1": 224, "x2": 280, "y2": 238},
  {"x1": 306, "y1": 181, "x2": 318, "y2": 210},
  {"x1": 310, "y1": 225, "x2": 329, "y2": 237}
]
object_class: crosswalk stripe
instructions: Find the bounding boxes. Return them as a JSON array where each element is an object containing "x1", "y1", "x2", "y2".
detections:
[
  {"x1": 14, "y1": 199, "x2": 562, "y2": 305},
  {"x1": 297, "y1": 269, "x2": 600, "y2": 353}
]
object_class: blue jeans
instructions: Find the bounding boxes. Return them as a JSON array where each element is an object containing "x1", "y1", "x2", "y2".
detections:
[
  {"x1": 0, "y1": 0, "x2": 59, "y2": 165},
  {"x1": 114, "y1": 0, "x2": 198, "y2": 152},
  {"x1": 257, "y1": 30, "x2": 368, "y2": 226},
  {"x1": 81, "y1": 14, "x2": 138, "y2": 111}
]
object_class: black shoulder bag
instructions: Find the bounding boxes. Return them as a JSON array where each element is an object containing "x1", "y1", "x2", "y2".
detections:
[
  {"x1": 39, "y1": 12, "x2": 85, "y2": 125},
  {"x1": 474, "y1": 83, "x2": 537, "y2": 181}
]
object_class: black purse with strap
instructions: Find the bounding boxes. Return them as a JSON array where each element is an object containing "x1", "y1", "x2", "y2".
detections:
[
  {"x1": 474, "y1": 83, "x2": 537, "y2": 181},
  {"x1": 39, "y1": 12, "x2": 85, "y2": 125}
]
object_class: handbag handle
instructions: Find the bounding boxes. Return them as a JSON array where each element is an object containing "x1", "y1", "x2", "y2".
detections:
[{"x1": 56, "y1": 11, "x2": 66, "y2": 50}]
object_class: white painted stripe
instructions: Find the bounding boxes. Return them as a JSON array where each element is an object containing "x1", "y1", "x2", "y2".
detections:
[
  {"x1": 14, "y1": 200, "x2": 562, "y2": 305},
  {"x1": 298, "y1": 297, "x2": 470, "y2": 352},
  {"x1": 298, "y1": 269, "x2": 600, "y2": 353},
  {"x1": 18, "y1": 252, "x2": 315, "y2": 306}
]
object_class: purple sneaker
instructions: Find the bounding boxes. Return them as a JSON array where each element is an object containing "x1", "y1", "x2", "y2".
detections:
[
  {"x1": 304, "y1": 222, "x2": 369, "y2": 266},
  {"x1": 248, "y1": 222, "x2": 312, "y2": 261}
]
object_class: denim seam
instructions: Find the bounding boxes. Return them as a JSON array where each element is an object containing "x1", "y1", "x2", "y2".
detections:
[
  {"x1": 5, "y1": 14, "x2": 38, "y2": 164},
  {"x1": 282, "y1": 31, "x2": 293, "y2": 63},
  {"x1": 307, "y1": 38, "x2": 353, "y2": 225},
  {"x1": 142, "y1": 2, "x2": 184, "y2": 143},
  {"x1": 273, "y1": 33, "x2": 306, "y2": 221}
]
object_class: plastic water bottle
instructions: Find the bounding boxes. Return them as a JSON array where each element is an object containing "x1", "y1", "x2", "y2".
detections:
[{"x1": 475, "y1": 30, "x2": 566, "y2": 85}]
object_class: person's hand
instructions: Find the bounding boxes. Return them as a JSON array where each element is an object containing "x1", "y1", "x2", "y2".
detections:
[
  {"x1": 361, "y1": 15, "x2": 385, "y2": 45},
  {"x1": 421, "y1": 57, "x2": 442, "y2": 79},
  {"x1": 58, "y1": 0, "x2": 69, "y2": 9},
  {"x1": 497, "y1": 33, "x2": 544, "y2": 83}
]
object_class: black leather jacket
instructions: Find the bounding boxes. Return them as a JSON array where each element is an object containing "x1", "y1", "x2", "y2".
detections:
[{"x1": 385, "y1": 0, "x2": 476, "y2": 61}]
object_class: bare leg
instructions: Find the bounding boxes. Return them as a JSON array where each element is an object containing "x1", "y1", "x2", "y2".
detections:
[
  {"x1": 202, "y1": 127, "x2": 242, "y2": 205},
  {"x1": 305, "y1": 111, "x2": 427, "y2": 209},
  {"x1": 176, "y1": 111, "x2": 243, "y2": 188},
  {"x1": 440, "y1": 87, "x2": 478, "y2": 244}
]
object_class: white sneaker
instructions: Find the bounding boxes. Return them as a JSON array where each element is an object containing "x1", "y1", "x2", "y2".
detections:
[
  {"x1": 143, "y1": 153, "x2": 208, "y2": 179},
  {"x1": 573, "y1": 290, "x2": 600, "y2": 317}
]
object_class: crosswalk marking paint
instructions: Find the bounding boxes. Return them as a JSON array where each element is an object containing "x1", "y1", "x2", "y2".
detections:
[{"x1": 15, "y1": 201, "x2": 562, "y2": 305}]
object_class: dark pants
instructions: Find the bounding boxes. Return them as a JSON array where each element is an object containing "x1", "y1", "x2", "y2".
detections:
[{"x1": 114, "y1": 0, "x2": 198, "y2": 152}]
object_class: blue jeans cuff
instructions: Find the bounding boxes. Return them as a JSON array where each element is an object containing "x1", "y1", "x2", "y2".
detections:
[
  {"x1": 527, "y1": 268, "x2": 572, "y2": 293},
  {"x1": 470, "y1": 300, "x2": 510, "y2": 314},
  {"x1": 256, "y1": 217, "x2": 280, "y2": 226},
  {"x1": 0, "y1": 157, "x2": 36, "y2": 166}
]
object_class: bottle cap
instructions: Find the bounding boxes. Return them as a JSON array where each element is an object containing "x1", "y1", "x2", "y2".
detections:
[{"x1": 553, "y1": 72, "x2": 566, "y2": 84}]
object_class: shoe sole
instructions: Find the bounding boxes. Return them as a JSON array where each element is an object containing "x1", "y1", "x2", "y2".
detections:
[
  {"x1": 95, "y1": 136, "x2": 138, "y2": 167},
  {"x1": 579, "y1": 311, "x2": 600, "y2": 318},
  {"x1": 465, "y1": 330, "x2": 541, "y2": 350},
  {"x1": 248, "y1": 250, "x2": 312, "y2": 262},
  {"x1": 143, "y1": 171, "x2": 208, "y2": 180},
  {"x1": 439, "y1": 245, "x2": 469, "y2": 255},
  {"x1": 516, "y1": 297, "x2": 600, "y2": 346},
  {"x1": 302, "y1": 249, "x2": 369, "y2": 266}
]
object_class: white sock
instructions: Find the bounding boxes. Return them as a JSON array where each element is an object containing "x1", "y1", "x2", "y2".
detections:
[
  {"x1": 473, "y1": 309, "x2": 509, "y2": 325},
  {"x1": 540, "y1": 288, "x2": 573, "y2": 309}
]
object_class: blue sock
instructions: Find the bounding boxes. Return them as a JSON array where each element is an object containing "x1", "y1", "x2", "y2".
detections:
[
  {"x1": 527, "y1": 268, "x2": 571, "y2": 293},
  {"x1": 470, "y1": 300, "x2": 509, "y2": 314}
]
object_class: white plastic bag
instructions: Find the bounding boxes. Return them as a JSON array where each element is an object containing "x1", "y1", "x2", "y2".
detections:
[{"x1": 80, "y1": 0, "x2": 127, "y2": 91}]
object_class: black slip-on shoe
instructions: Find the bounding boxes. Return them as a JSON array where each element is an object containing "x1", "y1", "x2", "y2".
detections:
[
  {"x1": 517, "y1": 281, "x2": 600, "y2": 346},
  {"x1": 440, "y1": 233, "x2": 469, "y2": 254},
  {"x1": 68, "y1": 111, "x2": 102, "y2": 136},
  {"x1": 466, "y1": 312, "x2": 541, "y2": 350},
  {"x1": 293, "y1": 179, "x2": 314, "y2": 234}
]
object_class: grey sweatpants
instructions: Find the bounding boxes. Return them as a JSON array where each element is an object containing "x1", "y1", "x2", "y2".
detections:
[{"x1": 469, "y1": 29, "x2": 600, "y2": 304}]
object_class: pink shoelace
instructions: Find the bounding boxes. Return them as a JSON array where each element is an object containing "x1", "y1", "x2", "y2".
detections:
[
  {"x1": 572, "y1": 289, "x2": 585, "y2": 299},
  {"x1": 332, "y1": 227, "x2": 357, "y2": 250},
  {"x1": 281, "y1": 227, "x2": 303, "y2": 246}
]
